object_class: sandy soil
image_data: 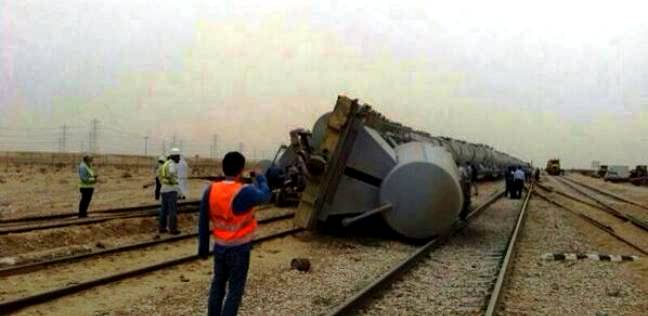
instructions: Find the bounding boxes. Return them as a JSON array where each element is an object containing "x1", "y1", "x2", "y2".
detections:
[{"x1": 0, "y1": 164, "x2": 211, "y2": 219}]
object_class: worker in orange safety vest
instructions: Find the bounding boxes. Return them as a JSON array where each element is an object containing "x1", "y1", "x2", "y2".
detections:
[{"x1": 198, "y1": 151, "x2": 271, "y2": 316}]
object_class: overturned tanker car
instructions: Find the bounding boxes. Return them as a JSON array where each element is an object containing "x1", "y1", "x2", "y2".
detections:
[{"x1": 268, "y1": 96, "x2": 528, "y2": 239}]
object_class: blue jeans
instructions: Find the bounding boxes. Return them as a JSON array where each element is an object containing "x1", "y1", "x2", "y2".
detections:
[
  {"x1": 159, "y1": 191, "x2": 178, "y2": 231},
  {"x1": 208, "y1": 243, "x2": 251, "y2": 316}
]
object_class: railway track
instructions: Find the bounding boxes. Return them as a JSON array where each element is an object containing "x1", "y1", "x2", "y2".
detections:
[
  {"x1": 561, "y1": 176, "x2": 648, "y2": 211},
  {"x1": 534, "y1": 187, "x2": 648, "y2": 256},
  {"x1": 0, "y1": 203, "x2": 200, "y2": 235},
  {"x1": 0, "y1": 211, "x2": 294, "y2": 277},
  {"x1": 496, "y1": 189, "x2": 647, "y2": 315},
  {"x1": 549, "y1": 176, "x2": 648, "y2": 233},
  {"x1": 324, "y1": 186, "x2": 532, "y2": 315},
  {"x1": 552, "y1": 176, "x2": 648, "y2": 230},
  {"x1": 0, "y1": 200, "x2": 200, "y2": 225},
  {"x1": 0, "y1": 211, "x2": 300, "y2": 314},
  {"x1": 0, "y1": 203, "x2": 274, "y2": 235}
]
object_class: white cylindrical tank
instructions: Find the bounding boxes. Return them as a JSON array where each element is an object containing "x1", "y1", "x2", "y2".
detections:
[{"x1": 379, "y1": 142, "x2": 463, "y2": 239}]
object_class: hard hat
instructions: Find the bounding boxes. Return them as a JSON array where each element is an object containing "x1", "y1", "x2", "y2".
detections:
[
  {"x1": 169, "y1": 148, "x2": 181, "y2": 156},
  {"x1": 158, "y1": 155, "x2": 166, "y2": 163}
]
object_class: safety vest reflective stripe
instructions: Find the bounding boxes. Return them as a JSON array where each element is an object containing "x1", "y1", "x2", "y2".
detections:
[
  {"x1": 213, "y1": 232, "x2": 255, "y2": 246},
  {"x1": 212, "y1": 216, "x2": 256, "y2": 232},
  {"x1": 80, "y1": 163, "x2": 96, "y2": 187},
  {"x1": 209, "y1": 181, "x2": 257, "y2": 246},
  {"x1": 159, "y1": 160, "x2": 178, "y2": 185}
]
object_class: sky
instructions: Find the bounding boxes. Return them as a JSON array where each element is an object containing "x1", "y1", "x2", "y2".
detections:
[{"x1": 1, "y1": 0, "x2": 648, "y2": 168}]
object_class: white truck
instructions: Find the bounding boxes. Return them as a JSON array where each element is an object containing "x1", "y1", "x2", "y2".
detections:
[{"x1": 604, "y1": 165, "x2": 630, "y2": 182}]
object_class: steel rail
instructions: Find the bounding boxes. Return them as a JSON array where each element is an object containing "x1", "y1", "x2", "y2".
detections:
[
  {"x1": 0, "y1": 204, "x2": 275, "y2": 235},
  {"x1": 0, "y1": 200, "x2": 200, "y2": 225},
  {"x1": 534, "y1": 190, "x2": 648, "y2": 256},
  {"x1": 0, "y1": 207, "x2": 199, "y2": 235},
  {"x1": 484, "y1": 184, "x2": 534, "y2": 316},
  {"x1": 538, "y1": 181, "x2": 648, "y2": 232},
  {"x1": 561, "y1": 176, "x2": 648, "y2": 211},
  {"x1": 324, "y1": 190, "x2": 506, "y2": 316},
  {"x1": 552, "y1": 176, "x2": 648, "y2": 232},
  {"x1": 0, "y1": 213, "x2": 295, "y2": 277},
  {"x1": 0, "y1": 224, "x2": 303, "y2": 313}
]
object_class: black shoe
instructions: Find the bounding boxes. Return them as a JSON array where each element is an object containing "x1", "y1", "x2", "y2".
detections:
[
  {"x1": 159, "y1": 228, "x2": 168, "y2": 234},
  {"x1": 169, "y1": 230, "x2": 181, "y2": 235}
]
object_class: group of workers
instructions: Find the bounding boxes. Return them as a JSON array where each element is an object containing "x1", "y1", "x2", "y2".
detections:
[
  {"x1": 505, "y1": 166, "x2": 527, "y2": 199},
  {"x1": 76, "y1": 150, "x2": 268, "y2": 316},
  {"x1": 458, "y1": 163, "x2": 534, "y2": 219}
]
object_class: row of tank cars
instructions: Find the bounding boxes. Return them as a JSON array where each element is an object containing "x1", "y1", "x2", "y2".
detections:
[{"x1": 257, "y1": 95, "x2": 531, "y2": 240}]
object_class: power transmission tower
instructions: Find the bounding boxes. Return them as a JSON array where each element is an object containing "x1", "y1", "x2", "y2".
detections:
[
  {"x1": 88, "y1": 119, "x2": 99, "y2": 153},
  {"x1": 144, "y1": 136, "x2": 149, "y2": 156},
  {"x1": 210, "y1": 134, "x2": 218, "y2": 159},
  {"x1": 171, "y1": 134, "x2": 177, "y2": 148},
  {"x1": 59, "y1": 124, "x2": 67, "y2": 152}
]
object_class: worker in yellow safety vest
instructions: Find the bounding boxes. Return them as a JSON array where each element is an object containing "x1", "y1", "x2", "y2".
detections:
[{"x1": 78, "y1": 154, "x2": 97, "y2": 218}]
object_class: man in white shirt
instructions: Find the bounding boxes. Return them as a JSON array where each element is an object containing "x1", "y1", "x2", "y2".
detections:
[
  {"x1": 158, "y1": 148, "x2": 182, "y2": 234},
  {"x1": 177, "y1": 156, "x2": 189, "y2": 200},
  {"x1": 513, "y1": 167, "x2": 526, "y2": 199}
]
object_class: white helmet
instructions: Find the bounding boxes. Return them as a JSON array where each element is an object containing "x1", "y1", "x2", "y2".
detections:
[
  {"x1": 157, "y1": 155, "x2": 166, "y2": 163},
  {"x1": 169, "y1": 148, "x2": 181, "y2": 156}
]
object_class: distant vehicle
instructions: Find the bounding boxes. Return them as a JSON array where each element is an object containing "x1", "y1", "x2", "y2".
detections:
[
  {"x1": 629, "y1": 165, "x2": 647, "y2": 186},
  {"x1": 545, "y1": 159, "x2": 562, "y2": 176},
  {"x1": 604, "y1": 165, "x2": 630, "y2": 182},
  {"x1": 597, "y1": 165, "x2": 608, "y2": 178}
]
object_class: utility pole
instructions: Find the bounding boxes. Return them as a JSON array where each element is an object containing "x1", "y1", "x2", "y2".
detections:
[
  {"x1": 144, "y1": 136, "x2": 149, "y2": 156},
  {"x1": 210, "y1": 134, "x2": 218, "y2": 159},
  {"x1": 162, "y1": 139, "x2": 167, "y2": 155},
  {"x1": 172, "y1": 134, "x2": 177, "y2": 148},
  {"x1": 238, "y1": 142, "x2": 244, "y2": 155}
]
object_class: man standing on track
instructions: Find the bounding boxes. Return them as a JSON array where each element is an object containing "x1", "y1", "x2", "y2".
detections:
[
  {"x1": 78, "y1": 154, "x2": 97, "y2": 218},
  {"x1": 159, "y1": 148, "x2": 182, "y2": 234},
  {"x1": 513, "y1": 166, "x2": 526, "y2": 199},
  {"x1": 177, "y1": 155, "x2": 189, "y2": 200},
  {"x1": 198, "y1": 151, "x2": 271, "y2": 316}
]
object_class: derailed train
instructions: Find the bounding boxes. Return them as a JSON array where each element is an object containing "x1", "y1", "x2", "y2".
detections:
[{"x1": 264, "y1": 95, "x2": 529, "y2": 239}]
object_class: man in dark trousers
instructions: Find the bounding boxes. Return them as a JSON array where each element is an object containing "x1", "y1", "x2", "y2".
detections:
[
  {"x1": 198, "y1": 152, "x2": 271, "y2": 316},
  {"x1": 513, "y1": 166, "x2": 526, "y2": 199},
  {"x1": 78, "y1": 154, "x2": 97, "y2": 218},
  {"x1": 159, "y1": 148, "x2": 182, "y2": 234}
]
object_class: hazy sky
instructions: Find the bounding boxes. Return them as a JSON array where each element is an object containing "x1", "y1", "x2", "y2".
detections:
[{"x1": 1, "y1": 1, "x2": 648, "y2": 168}]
